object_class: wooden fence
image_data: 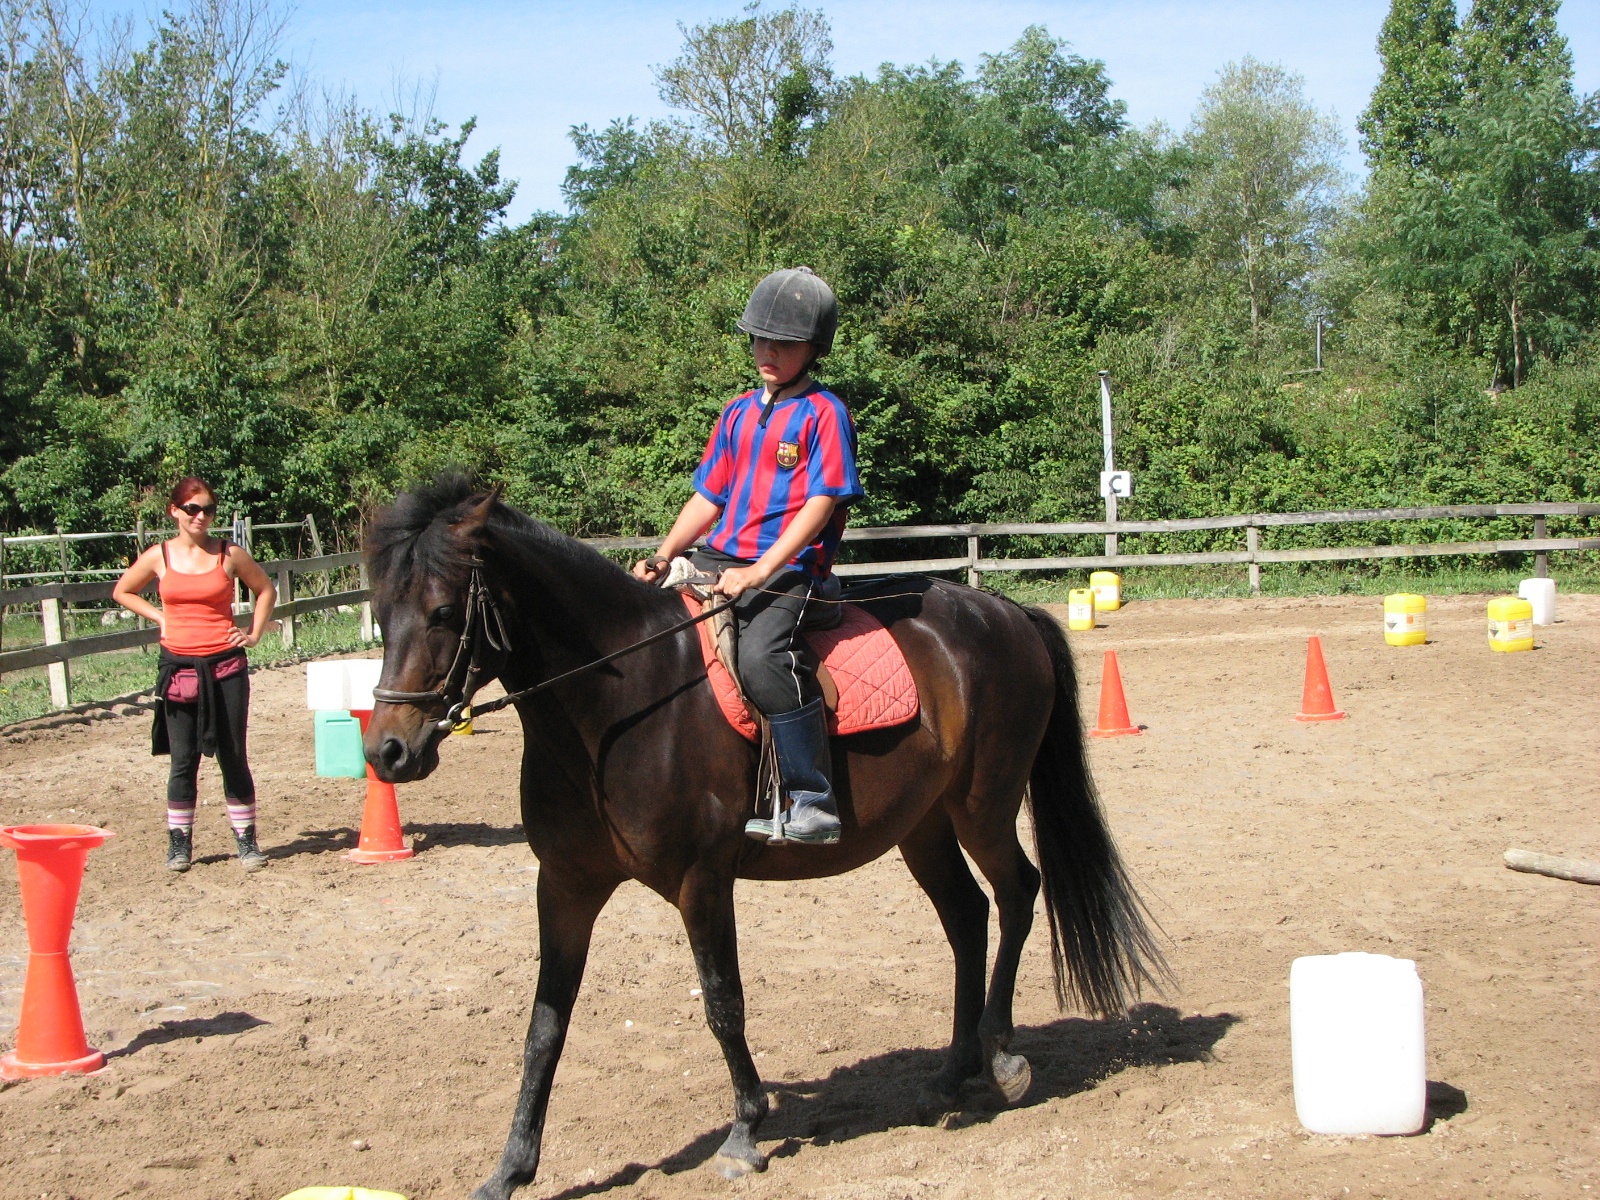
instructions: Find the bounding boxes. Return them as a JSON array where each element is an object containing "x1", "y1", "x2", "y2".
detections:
[{"x1": 3, "y1": 501, "x2": 1597, "y2": 710}]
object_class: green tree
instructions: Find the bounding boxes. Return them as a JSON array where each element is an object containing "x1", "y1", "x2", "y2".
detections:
[
  {"x1": 1459, "y1": 0, "x2": 1570, "y2": 96},
  {"x1": 1373, "y1": 75, "x2": 1599, "y2": 385},
  {"x1": 1175, "y1": 58, "x2": 1345, "y2": 333},
  {"x1": 1359, "y1": 0, "x2": 1461, "y2": 172}
]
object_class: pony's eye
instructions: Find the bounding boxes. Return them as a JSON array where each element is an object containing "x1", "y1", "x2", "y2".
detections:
[{"x1": 430, "y1": 604, "x2": 456, "y2": 625}]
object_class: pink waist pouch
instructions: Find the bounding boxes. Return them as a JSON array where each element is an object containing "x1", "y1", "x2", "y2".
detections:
[{"x1": 165, "y1": 654, "x2": 246, "y2": 703}]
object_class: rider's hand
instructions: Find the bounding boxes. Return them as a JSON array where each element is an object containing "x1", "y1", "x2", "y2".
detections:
[
  {"x1": 712, "y1": 565, "x2": 767, "y2": 600},
  {"x1": 633, "y1": 556, "x2": 667, "y2": 583},
  {"x1": 228, "y1": 627, "x2": 260, "y2": 649}
]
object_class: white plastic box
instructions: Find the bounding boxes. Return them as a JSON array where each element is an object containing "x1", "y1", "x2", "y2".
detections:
[
  {"x1": 305, "y1": 661, "x2": 349, "y2": 712},
  {"x1": 1290, "y1": 952, "x2": 1427, "y2": 1135},
  {"x1": 1518, "y1": 577, "x2": 1557, "y2": 626},
  {"x1": 345, "y1": 660, "x2": 384, "y2": 712}
]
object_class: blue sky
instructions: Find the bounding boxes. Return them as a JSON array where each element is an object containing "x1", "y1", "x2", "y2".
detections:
[{"x1": 279, "y1": 0, "x2": 1600, "y2": 222}]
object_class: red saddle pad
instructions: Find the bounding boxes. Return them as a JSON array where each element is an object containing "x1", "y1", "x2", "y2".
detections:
[{"x1": 681, "y1": 594, "x2": 920, "y2": 742}]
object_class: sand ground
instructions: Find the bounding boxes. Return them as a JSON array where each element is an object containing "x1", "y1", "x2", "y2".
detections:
[{"x1": 0, "y1": 592, "x2": 1595, "y2": 1200}]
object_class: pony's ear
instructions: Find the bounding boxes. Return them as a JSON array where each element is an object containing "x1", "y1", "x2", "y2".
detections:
[{"x1": 449, "y1": 484, "x2": 503, "y2": 543}]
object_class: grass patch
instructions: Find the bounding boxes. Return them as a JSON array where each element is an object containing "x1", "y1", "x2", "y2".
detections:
[
  {"x1": 985, "y1": 559, "x2": 1600, "y2": 604},
  {"x1": 0, "y1": 611, "x2": 376, "y2": 727}
]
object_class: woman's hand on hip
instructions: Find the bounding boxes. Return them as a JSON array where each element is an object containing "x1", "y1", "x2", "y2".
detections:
[{"x1": 227, "y1": 627, "x2": 259, "y2": 649}]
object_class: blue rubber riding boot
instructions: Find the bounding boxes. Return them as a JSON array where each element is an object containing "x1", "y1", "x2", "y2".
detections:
[{"x1": 746, "y1": 698, "x2": 841, "y2": 846}]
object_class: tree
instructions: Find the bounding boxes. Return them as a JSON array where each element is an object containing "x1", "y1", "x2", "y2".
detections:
[
  {"x1": 1176, "y1": 58, "x2": 1345, "y2": 332},
  {"x1": 652, "y1": 3, "x2": 831, "y2": 155},
  {"x1": 1373, "y1": 76, "x2": 1599, "y2": 386},
  {"x1": 1458, "y1": 0, "x2": 1570, "y2": 97},
  {"x1": 1359, "y1": 0, "x2": 1461, "y2": 173}
]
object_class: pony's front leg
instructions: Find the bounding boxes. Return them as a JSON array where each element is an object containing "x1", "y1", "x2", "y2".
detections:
[
  {"x1": 678, "y1": 866, "x2": 769, "y2": 1179},
  {"x1": 473, "y1": 870, "x2": 616, "y2": 1200}
]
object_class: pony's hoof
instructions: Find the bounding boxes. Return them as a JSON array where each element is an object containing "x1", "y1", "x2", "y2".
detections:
[
  {"x1": 988, "y1": 1051, "x2": 1032, "y2": 1105},
  {"x1": 715, "y1": 1151, "x2": 768, "y2": 1179},
  {"x1": 916, "y1": 1088, "x2": 960, "y2": 1125}
]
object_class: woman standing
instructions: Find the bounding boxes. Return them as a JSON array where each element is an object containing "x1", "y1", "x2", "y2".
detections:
[{"x1": 114, "y1": 478, "x2": 276, "y2": 872}]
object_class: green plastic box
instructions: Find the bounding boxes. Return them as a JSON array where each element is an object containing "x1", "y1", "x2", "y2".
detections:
[{"x1": 314, "y1": 710, "x2": 367, "y2": 778}]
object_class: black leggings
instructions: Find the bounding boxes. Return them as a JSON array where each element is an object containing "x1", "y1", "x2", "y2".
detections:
[{"x1": 165, "y1": 671, "x2": 255, "y2": 804}]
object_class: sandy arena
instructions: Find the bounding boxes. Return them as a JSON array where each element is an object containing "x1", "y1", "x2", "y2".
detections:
[{"x1": 0, "y1": 593, "x2": 1595, "y2": 1200}]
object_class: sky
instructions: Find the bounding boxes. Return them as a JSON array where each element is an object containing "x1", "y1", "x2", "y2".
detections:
[{"x1": 275, "y1": 0, "x2": 1600, "y2": 222}]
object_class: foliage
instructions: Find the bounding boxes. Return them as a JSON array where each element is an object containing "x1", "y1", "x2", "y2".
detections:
[{"x1": 0, "y1": 0, "x2": 1594, "y2": 563}]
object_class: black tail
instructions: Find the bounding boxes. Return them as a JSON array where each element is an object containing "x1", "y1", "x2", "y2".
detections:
[{"x1": 1021, "y1": 606, "x2": 1170, "y2": 1015}]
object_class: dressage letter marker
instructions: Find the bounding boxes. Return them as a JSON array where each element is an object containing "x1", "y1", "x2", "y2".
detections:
[{"x1": 0, "y1": 824, "x2": 114, "y2": 1079}]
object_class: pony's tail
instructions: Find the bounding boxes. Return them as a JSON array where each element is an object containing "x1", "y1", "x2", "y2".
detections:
[{"x1": 1021, "y1": 606, "x2": 1170, "y2": 1016}]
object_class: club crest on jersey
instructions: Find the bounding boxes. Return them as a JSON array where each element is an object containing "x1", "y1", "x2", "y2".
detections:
[{"x1": 775, "y1": 441, "x2": 800, "y2": 469}]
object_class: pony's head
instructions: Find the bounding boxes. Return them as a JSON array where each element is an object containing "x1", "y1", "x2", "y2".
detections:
[{"x1": 363, "y1": 474, "x2": 505, "y2": 781}]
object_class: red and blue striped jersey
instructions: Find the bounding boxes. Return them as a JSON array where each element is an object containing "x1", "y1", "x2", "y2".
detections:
[{"x1": 693, "y1": 386, "x2": 864, "y2": 578}]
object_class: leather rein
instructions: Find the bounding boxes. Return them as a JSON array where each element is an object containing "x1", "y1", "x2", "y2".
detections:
[{"x1": 370, "y1": 562, "x2": 733, "y2": 733}]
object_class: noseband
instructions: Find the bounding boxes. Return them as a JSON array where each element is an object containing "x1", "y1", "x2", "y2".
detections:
[{"x1": 371, "y1": 561, "x2": 733, "y2": 734}]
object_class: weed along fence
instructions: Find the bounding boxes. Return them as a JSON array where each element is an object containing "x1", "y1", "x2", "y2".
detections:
[{"x1": 2, "y1": 502, "x2": 1597, "y2": 713}]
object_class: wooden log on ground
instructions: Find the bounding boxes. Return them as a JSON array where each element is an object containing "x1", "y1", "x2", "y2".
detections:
[{"x1": 1504, "y1": 848, "x2": 1600, "y2": 885}]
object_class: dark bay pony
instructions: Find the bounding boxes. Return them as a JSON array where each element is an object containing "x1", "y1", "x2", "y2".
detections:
[{"x1": 363, "y1": 477, "x2": 1164, "y2": 1200}]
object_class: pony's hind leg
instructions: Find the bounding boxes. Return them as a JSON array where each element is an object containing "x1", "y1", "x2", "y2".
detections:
[
  {"x1": 951, "y1": 809, "x2": 1042, "y2": 1106},
  {"x1": 899, "y1": 806, "x2": 989, "y2": 1121},
  {"x1": 677, "y1": 866, "x2": 769, "y2": 1179}
]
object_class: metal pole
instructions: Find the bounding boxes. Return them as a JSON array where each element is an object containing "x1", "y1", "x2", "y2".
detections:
[
  {"x1": 1316, "y1": 320, "x2": 1323, "y2": 371},
  {"x1": 1099, "y1": 371, "x2": 1118, "y2": 558}
]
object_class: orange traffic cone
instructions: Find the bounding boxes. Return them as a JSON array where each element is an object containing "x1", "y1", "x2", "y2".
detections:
[
  {"x1": 1089, "y1": 650, "x2": 1142, "y2": 738},
  {"x1": 1293, "y1": 636, "x2": 1347, "y2": 722},
  {"x1": 348, "y1": 712, "x2": 414, "y2": 864},
  {"x1": 0, "y1": 824, "x2": 114, "y2": 1079}
]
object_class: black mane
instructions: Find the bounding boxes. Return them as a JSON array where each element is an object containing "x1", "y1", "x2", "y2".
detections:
[{"x1": 367, "y1": 472, "x2": 637, "y2": 597}]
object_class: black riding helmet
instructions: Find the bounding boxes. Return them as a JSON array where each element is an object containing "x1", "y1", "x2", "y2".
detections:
[{"x1": 737, "y1": 266, "x2": 838, "y2": 355}]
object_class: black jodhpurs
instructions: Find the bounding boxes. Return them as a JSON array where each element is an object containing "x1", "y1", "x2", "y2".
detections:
[
  {"x1": 692, "y1": 548, "x2": 836, "y2": 717},
  {"x1": 164, "y1": 670, "x2": 255, "y2": 804}
]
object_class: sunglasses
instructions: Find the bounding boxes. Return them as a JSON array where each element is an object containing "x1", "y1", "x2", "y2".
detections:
[{"x1": 176, "y1": 502, "x2": 217, "y2": 517}]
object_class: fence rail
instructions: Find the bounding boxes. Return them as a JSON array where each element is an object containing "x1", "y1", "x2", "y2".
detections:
[{"x1": 3, "y1": 502, "x2": 1597, "y2": 711}]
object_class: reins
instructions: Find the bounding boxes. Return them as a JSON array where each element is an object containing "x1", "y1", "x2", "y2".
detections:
[{"x1": 371, "y1": 561, "x2": 733, "y2": 733}]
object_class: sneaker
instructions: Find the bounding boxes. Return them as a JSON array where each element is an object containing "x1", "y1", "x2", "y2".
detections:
[
  {"x1": 233, "y1": 824, "x2": 268, "y2": 872},
  {"x1": 165, "y1": 826, "x2": 192, "y2": 873}
]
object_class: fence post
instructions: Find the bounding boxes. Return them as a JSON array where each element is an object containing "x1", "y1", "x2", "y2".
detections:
[
  {"x1": 967, "y1": 535, "x2": 982, "y2": 589},
  {"x1": 277, "y1": 565, "x2": 294, "y2": 648},
  {"x1": 42, "y1": 594, "x2": 71, "y2": 708},
  {"x1": 359, "y1": 561, "x2": 374, "y2": 642},
  {"x1": 305, "y1": 514, "x2": 326, "y2": 598},
  {"x1": 1533, "y1": 514, "x2": 1549, "y2": 578},
  {"x1": 1247, "y1": 524, "x2": 1261, "y2": 596},
  {"x1": 55, "y1": 527, "x2": 68, "y2": 583}
]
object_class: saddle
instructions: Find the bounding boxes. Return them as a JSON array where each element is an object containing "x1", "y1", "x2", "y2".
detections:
[{"x1": 667, "y1": 565, "x2": 919, "y2": 743}]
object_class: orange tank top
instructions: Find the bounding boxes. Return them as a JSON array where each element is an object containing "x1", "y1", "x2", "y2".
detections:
[{"x1": 159, "y1": 540, "x2": 237, "y2": 656}]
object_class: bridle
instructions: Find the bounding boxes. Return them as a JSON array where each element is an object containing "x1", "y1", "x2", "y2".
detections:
[{"x1": 370, "y1": 560, "x2": 733, "y2": 734}]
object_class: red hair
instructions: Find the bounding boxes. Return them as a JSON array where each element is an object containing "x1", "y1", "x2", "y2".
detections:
[{"x1": 168, "y1": 476, "x2": 215, "y2": 508}]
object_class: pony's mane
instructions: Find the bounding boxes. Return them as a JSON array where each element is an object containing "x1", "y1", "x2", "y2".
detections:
[{"x1": 367, "y1": 472, "x2": 635, "y2": 596}]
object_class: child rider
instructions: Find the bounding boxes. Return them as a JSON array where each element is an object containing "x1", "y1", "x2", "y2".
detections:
[{"x1": 633, "y1": 267, "x2": 862, "y2": 846}]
